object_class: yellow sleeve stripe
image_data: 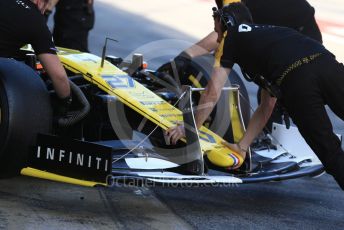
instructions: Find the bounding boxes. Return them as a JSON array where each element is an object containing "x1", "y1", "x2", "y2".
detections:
[
  {"x1": 214, "y1": 31, "x2": 228, "y2": 68},
  {"x1": 223, "y1": 0, "x2": 241, "y2": 6}
]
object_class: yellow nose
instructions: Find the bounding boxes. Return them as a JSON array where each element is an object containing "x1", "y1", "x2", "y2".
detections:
[{"x1": 206, "y1": 148, "x2": 243, "y2": 168}]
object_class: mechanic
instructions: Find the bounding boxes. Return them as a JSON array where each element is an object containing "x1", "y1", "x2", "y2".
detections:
[
  {"x1": 167, "y1": 3, "x2": 344, "y2": 190},
  {"x1": 46, "y1": 0, "x2": 95, "y2": 52},
  {"x1": 176, "y1": 0, "x2": 322, "y2": 131},
  {"x1": 0, "y1": 0, "x2": 71, "y2": 102}
]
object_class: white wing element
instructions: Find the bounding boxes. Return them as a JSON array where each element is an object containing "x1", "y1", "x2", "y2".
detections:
[
  {"x1": 257, "y1": 123, "x2": 341, "y2": 167},
  {"x1": 136, "y1": 172, "x2": 243, "y2": 184},
  {"x1": 125, "y1": 157, "x2": 179, "y2": 170}
]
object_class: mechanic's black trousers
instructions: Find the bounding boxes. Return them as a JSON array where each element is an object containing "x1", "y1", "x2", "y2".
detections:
[
  {"x1": 53, "y1": 0, "x2": 95, "y2": 52},
  {"x1": 280, "y1": 54, "x2": 344, "y2": 190}
]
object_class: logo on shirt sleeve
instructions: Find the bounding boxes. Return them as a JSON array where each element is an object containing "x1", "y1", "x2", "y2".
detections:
[
  {"x1": 16, "y1": 0, "x2": 30, "y2": 9},
  {"x1": 238, "y1": 24, "x2": 252, "y2": 32}
]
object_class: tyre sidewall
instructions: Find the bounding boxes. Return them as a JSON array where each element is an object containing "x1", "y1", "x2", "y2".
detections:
[{"x1": 0, "y1": 58, "x2": 52, "y2": 175}]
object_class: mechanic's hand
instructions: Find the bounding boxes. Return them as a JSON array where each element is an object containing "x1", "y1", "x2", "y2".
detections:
[
  {"x1": 166, "y1": 122, "x2": 186, "y2": 145},
  {"x1": 221, "y1": 141, "x2": 246, "y2": 159}
]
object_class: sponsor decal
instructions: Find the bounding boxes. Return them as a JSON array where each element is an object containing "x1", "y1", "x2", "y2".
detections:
[
  {"x1": 103, "y1": 75, "x2": 135, "y2": 88},
  {"x1": 139, "y1": 101, "x2": 162, "y2": 105},
  {"x1": 238, "y1": 24, "x2": 252, "y2": 32},
  {"x1": 68, "y1": 53, "x2": 98, "y2": 63},
  {"x1": 199, "y1": 130, "x2": 216, "y2": 143},
  {"x1": 29, "y1": 134, "x2": 112, "y2": 183}
]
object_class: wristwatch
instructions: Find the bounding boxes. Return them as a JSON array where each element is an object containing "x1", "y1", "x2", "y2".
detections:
[{"x1": 60, "y1": 95, "x2": 72, "y2": 108}]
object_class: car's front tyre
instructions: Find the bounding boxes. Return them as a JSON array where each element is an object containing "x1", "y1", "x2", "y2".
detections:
[{"x1": 0, "y1": 58, "x2": 52, "y2": 176}]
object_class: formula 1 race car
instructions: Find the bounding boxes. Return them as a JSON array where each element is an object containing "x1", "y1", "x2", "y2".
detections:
[{"x1": 0, "y1": 44, "x2": 326, "y2": 187}]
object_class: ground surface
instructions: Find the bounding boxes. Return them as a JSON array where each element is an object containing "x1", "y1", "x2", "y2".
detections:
[{"x1": 0, "y1": 1, "x2": 343, "y2": 229}]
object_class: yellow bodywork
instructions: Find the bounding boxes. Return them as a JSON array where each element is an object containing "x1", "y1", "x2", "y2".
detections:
[
  {"x1": 21, "y1": 47, "x2": 245, "y2": 186},
  {"x1": 57, "y1": 48, "x2": 244, "y2": 168}
]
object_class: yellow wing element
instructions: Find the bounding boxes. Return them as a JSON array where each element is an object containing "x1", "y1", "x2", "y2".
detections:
[
  {"x1": 229, "y1": 89, "x2": 246, "y2": 142},
  {"x1": 57, "y1": 48, "x2": 243, "y2": 168},
  {"x1": 21, "y1": 167, "x2": 106, "y2": 187}
]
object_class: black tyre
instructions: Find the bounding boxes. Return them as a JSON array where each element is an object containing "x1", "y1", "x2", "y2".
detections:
[{"x1": 0, "y1": 58, "x2": 52, "y2": 176}]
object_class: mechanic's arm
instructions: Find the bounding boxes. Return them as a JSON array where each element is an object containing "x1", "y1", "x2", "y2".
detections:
[
  {"x1": 183, "y1": 31, "x2": 219, "y2": 58},
  {"x1": 221, "y1": 89, "x2": 276, "y2": 157},
  {"x1": 194, "y1": 66, "x2": 230, "y2": 128},
  {"x1": 166, "y1": 66, "x2": 230, "y2": 144},
  {"x1": 46, "y1": 0, "x2": 59, "y2": 11},
  {"x1": 37, "y1": 53, "x2": 71, "y2": 98},
  {"x1": 236, "y1": 89, "x2": 277, "y2": 151}
]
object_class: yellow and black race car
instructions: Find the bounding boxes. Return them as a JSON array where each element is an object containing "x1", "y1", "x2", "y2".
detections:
[{"x1": 0, "y1": 45, "x2": 325, "y2": 187}]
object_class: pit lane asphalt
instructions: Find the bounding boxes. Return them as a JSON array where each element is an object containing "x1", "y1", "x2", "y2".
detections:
[{"x1": 0, "y1": 1, "x2": 343, "y2": 229}]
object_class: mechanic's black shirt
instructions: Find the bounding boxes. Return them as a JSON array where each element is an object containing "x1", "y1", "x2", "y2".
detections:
[
  {"x1": 0, "y1": 0, "x2": 57, "y2": 59},
  {"x1": 216, "y1": 24, "x2": 332, "y2": 84},
  {"x1": 243, "y1": 0, "x2": 315, "y2": 30}
]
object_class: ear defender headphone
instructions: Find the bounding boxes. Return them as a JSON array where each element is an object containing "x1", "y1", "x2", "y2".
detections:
[{"x1": 212, "y1": 6, "x2": 237, "y2": 30}]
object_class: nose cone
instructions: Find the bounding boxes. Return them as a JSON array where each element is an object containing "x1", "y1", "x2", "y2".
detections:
[{"x1": 207, "y1": 147, "x2": 243, "y2": 168}]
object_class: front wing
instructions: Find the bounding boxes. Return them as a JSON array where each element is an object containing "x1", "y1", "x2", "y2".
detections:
[{"x1": 22, "y1": 123, "x2": 326, "y2": 187}]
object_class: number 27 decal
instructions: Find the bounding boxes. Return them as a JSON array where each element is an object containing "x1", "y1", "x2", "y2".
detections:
[{"x1": 103, "y1": 75, "x2": 135, "y2": 88}]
